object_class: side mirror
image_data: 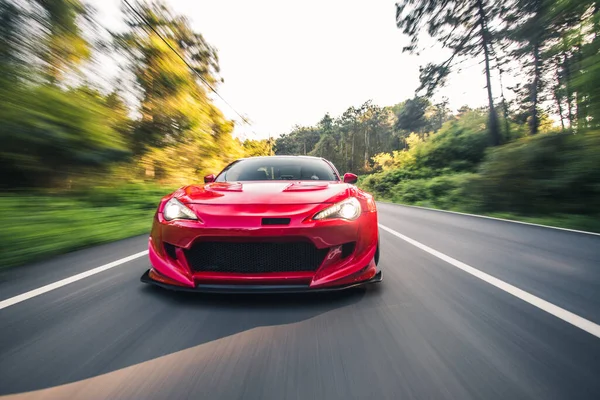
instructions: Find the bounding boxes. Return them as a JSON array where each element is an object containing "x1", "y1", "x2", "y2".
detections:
[
  {"x1": 343, "y1": 173, "x2": 358, "y2": 184},
  {"x1": 204, "y1": 174, "x2": 216, "y2": 183}
]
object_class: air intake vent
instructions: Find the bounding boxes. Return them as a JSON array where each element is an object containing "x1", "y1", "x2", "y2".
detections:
[
  {"x1": 163, "y1": 242, "x2": 177, "y2": 260},
  {"x1": 261, "y1": 218, "x2": 291, "y2": 225},
  {"x1": 184, "y1": 241, "x2": 328, "y2": 273},
  {"x1": 341, "y1": 242, "x2": 356, "y2": 259}
]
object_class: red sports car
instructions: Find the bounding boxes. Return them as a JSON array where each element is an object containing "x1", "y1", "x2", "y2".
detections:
[{"x1": 141, "y1": 156, "x2": 382, "y2": 293}]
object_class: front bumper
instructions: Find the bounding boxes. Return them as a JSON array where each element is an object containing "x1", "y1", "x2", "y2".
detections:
[
  {"x1": 141, "y1": 268, "x2": 382, "y2": 293},
  {"x1": 147, "y1": 207, "x2": 379, "y2": 288}
]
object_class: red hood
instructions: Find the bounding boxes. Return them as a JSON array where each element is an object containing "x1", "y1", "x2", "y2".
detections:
[{"x1": 176, "y1": 181, "x2": 353, "y2": 205}]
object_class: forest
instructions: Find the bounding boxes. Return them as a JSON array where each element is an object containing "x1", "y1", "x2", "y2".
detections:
[
  {"x1": 274, "y1": 0, "x2": 600, "y2": 231},
  {"x1": 1, "y1": 0, "x2": 599, "y2": 267}
]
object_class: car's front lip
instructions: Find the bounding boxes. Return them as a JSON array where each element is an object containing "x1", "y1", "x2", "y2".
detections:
[{"x1": 141, "y1": 268, "x2": 382, "y2": 294}]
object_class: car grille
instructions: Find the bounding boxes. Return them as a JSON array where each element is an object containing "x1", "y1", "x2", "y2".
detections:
[{"x1": 184, "y1": 241, "x2": 329, "y2": 273}]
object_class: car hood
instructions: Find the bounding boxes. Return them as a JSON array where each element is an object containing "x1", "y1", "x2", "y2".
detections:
[{"x1": 176, "y1": 181, "x2": 353, "y2": 205}]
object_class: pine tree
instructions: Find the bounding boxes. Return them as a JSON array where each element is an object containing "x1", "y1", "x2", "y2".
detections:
[{"x1": 396, "y1": 0, "x2": 503, "y2": 145}]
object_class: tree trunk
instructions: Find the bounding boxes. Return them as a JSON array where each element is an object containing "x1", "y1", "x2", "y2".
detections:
[
  {"x1": 364, "y1": 127, "x2": 369, "y2": 168},
  {"x1": 529, "y1": 42, "x2": 541, "y2": 135},
  {"x1": 554, "y1": 86, "x2": 566, "y2": 133},
  {"x1": 575, "y1": 41, "x2": 586, "y2": 131},
  {"x1": 476, "y1": 0, "x2": 501, "y2": 146},
  {"x1": 344, "y1": 131, "x2": 348, "y2": 169},
  {"x1": 497, "y1": 62, "x2": 511, "y2": 139},
  {"x1": 563, "y1": 53, "x2": 574, "y2": 130},
  {"x1": 350, "y1": 130, "x2": 355, "y2": 171}
]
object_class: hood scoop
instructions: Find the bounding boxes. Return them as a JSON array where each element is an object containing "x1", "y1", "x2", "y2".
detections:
[
  {"x1": 205, "y1": 182, "x2": 243, "y2": 192},
  {"x1": 283, "y1": 182, "x2": 330, "y2": 191}
]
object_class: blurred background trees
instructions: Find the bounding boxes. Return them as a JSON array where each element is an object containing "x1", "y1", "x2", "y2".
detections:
[{"x1": 0, "y1": 0, "x2": 271, "y2": 190}]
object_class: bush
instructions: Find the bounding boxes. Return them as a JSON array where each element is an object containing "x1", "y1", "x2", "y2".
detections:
[
  {"x1": 389, "y1": 173, "x2": 479, "y2": 210},
  {"x1": 474, "y1": 131, "x2": 600, "y2": 214},
  {"x1": 361, "y1": 167, "x2": 436, "y2": 198},
  {"x1": 412, "y1": 111, "x2": 491, "y2": 172},
  {"x1": 364, "y1": 111, "x2": 492, "y2": 199}
]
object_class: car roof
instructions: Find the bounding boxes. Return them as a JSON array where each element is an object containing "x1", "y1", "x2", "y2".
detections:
[
  {"x1": 237, "y1": 155, "x2": 326, "y2": 161},
  {"x1": 221, "y1": 155, "x2": 341, "y2": 179}
]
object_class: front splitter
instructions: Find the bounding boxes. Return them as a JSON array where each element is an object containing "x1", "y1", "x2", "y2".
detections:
[{"x1": 141, "y1": 269, "x2": 383, "y2": 294}]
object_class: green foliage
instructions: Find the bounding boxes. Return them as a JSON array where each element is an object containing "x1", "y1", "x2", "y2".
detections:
[
  {"x1": 35, "y1": 0, "x2": 91, "y2": 82},
  {"x1": 243, "y1": 139, "x2": 272, "y2": 157},
  {"x1": 110, "y1": 1, "x2": 246, "y2": 183},
  {"x1": 361, "y1": 168, "x2": 436, "y2": 198},
  {"x1": 388, "y1": 173, "x2": 479, "y2": 210},
  {"x1": 274, "y1": 100, "x2": 452, "y2": 174},
  {"x1": 474, "y1": 131, "x2": 600, "y2": 214},
  {"x1": 412, "y1": 111, "x2": 490, "y2": 171},
  {"x1": 362, "y1": 122, "x2": 600, "y2": 232},
  {"x1": 395, "y1": 97, "x2": 430, "y2": 134},
  {"x1": 0, "y1": 85, "x2": 128, "y2": 188},
  {"x1": 116, "y1": 1, "x2": 221, "y2": 151},
  {"x1": 394, "y1": 97, "x2": 453, "y2": 138},
  {"x1": 275, "y1": 126, "x2": 321, "y2": 156},
  {"x1": 0, "y1": 184, "x2": 173, "y2": 268},
  {"x1": 368, "y1": 110, "x2": 490, "y2": 178}
]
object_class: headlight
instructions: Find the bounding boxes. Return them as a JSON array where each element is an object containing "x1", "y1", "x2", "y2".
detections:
[
  {"x1": 163, "y1": 198, "x2": 198, "y2": 221},
  {"x1": 313, "y1": 197, "x2": 361, "y2": 221}
]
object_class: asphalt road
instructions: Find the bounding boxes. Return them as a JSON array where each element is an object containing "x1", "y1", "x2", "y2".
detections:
[{"x1": 1, "y1": 203, "x2": 600, "y2": 399}]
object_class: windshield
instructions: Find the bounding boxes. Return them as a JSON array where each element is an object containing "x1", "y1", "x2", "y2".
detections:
[{"x1": 215, "y1": 158, "x2": 339, "y2": 182}]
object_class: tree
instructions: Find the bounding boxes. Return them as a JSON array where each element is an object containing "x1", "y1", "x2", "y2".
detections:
[
  {"x1": 114, "y1": 1, "x2": 238, "y2": 182},
  {"x1": 564, "y1": 1, "x2": 600, "y2": 130},
  {"x1": 116, "y1": 1, "x2": 221, "y2": 151},
  {"x1": 0, "y1": 0, "x2": 26, "y2": 85},
  {"x1": 395, "y1": 97, "x2": 429, "y2": 136},
  {"x1": 275, "y1": 102, "x2": 396, "y2": 174},
  {"x1": 242, "y1": 139, "x2": 272, "y2": 157},
  {"x1": 396, "y1": 0, "x2": 503, "y2": 145},
  {"x1": 35, "y1": 0, "x2": 92, "y2": 83},
  {"x1": 426, "y1": 98, "x2": 453, "y2": 132},
  {"x1": 0, "y1": 85, "x2": 127, "y2": 187},
  {"x1": 114, "y1": 2, "x2": 244, "y2": 183},
  {"x1": 506, "y1": 0, "x2": 546, "y2": 135},
  {"x1": 274, "y1": 126, "x2": 321, "y2": 156},
  {"x1": 104, "y1": 89, "x2": 133, "y2": 145}
]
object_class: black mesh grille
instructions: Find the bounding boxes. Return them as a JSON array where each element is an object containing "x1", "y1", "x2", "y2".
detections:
[{"x1": 184, "y1": 241, "x2": 329, "y2": 273}]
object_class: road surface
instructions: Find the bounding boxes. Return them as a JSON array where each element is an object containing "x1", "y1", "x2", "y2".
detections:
[{"x1": 1, "y1": 203, "x2": 600, "y2": 399}]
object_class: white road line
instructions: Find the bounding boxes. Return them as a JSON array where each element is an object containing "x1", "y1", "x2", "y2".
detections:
[
  {"x1": 0, "y1": 250, "x2": 148, "y2": 311},
  {"x1": 378, "y1": 223, "x2": 600, "y2": 339},
  {"x1": 377, "y1": 201, "x2": 600, "y2": 237}
]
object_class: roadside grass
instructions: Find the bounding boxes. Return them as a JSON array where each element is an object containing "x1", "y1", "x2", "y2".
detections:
[{"x1": 0, "y1": 184, "x2": 173, "y2": 269}]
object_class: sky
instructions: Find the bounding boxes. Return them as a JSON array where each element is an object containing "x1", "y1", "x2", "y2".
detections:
[{"x1": 95, "y1": 0, "x2": 497, "y2": 140}]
